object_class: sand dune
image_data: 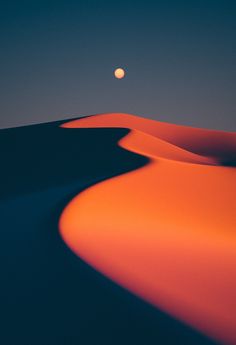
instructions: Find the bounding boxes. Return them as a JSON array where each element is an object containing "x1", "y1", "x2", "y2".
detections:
[
  {"x1": 62, "y1": 112, "x2": 236, "y2": 165},
  {"x1": 60, "y1": 113, "x2": 236, "y2": 344}
]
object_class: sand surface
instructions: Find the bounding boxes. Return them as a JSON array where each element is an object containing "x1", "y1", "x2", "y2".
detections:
[{"x1": 60, "y1": 113, "x2": 236, "y2": 344}]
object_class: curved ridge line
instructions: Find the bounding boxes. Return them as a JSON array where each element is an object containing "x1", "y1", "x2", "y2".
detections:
[
  {"x1": 117, "y1": 128, "x2": 216, "y2": 165},
  {"x1": 61, "y1": 124, "x2": 216, "y2": 166},
  {"x1": 61, "y1": 113, "x2": 236, "y2": 165}
]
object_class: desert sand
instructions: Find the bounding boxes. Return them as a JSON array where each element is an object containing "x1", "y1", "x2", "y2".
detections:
[{"x1": 60, "y1": 113, "x2": 236, "y2": 344}]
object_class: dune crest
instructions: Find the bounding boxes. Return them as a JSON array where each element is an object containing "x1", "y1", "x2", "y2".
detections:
[
  {"x1": 60, "y1": 113, "x2": 236, "y2": 344},
  {"x1": 62, "y1": 112, "x2": 236, "y2": 165}
]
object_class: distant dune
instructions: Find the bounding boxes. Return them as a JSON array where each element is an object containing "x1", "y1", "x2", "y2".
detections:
[
  {"x1": 60, "y1": 113, "x2": 236, "y2": 344},
  {"x1": 62, "y1": 112, "x2": 236, "y2": 165}
]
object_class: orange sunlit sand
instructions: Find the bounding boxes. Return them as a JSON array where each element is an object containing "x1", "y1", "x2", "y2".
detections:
[{"x1": 59, "y1": 113, "x2": 236, "y2": 344}]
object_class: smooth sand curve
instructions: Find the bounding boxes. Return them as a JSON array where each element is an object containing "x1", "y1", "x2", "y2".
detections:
[{"x1": 60, "y1": 113, "x2": 236, "y2": 344}]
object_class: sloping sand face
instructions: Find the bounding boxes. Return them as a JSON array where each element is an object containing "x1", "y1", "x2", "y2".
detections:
[{"x1": 60, "y1": 113, "x2": 236, "y2": 344}]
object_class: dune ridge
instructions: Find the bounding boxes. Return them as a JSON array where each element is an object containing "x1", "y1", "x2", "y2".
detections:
[
  {"x1": 62, "y1": 112, "x2": 236, "y2": 165},
  {"x1": 118, "y1": 129, "x2": 216, "y2": 165},
  {"x1": 60, "y1": 113, "x2": 236, "y2": 344}
]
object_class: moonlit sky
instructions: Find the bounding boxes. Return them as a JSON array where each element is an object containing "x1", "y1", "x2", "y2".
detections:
[{"x1": 0, "y1": 0, "x2": 235, "y2": 130}]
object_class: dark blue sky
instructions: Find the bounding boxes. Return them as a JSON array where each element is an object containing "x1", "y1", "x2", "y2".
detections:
[{"x1": 1, "y1": 0, "x2": 235, "y2": 129}]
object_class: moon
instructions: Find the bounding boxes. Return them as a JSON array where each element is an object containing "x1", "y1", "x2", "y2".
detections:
[{"x1": 114, "y1": 68, "x2": 125, "y2": 79}]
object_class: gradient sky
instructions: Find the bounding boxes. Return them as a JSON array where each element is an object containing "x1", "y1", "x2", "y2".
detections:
[{"x1": 0, "y1": 0, "x2": 235, "y2": 130}]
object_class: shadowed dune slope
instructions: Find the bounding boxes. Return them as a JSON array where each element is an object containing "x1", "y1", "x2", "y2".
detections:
[{"x1": 60, "y1": 113, "x2": 236, "y2": 344}]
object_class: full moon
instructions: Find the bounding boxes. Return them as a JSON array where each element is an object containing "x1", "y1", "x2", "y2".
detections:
[{"x1": 114, "y1": 68, "x2": 125, "y2": 79}]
